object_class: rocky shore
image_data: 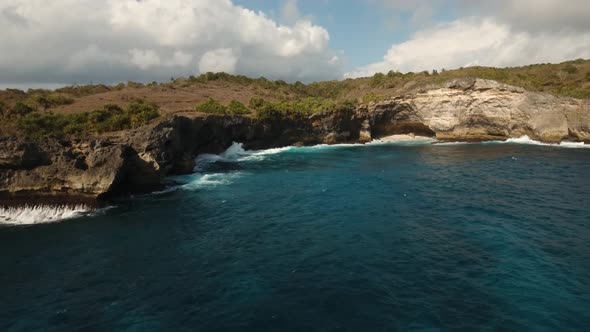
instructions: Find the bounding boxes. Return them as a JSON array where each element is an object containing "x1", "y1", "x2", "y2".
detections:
[{"x1": 1, "y1": 79, "x2": 589, "y2": 207}]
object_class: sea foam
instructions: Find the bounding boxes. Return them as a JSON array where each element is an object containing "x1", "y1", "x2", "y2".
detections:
[
  {"x1": 0, "y1": 205, "x2": 92, "y2": 225},
  {"x1": 436, "y1": 136, "x2": 590, "y2": 148},
  {"x1": 502, "y1": 136, "x2": 590, "y2": 148}
]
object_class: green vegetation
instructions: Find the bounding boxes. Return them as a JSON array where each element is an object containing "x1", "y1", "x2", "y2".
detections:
[
  {"x1": 562, "y1": 64, "x2": 578, "y2": 74},
  {"x1": 195, "y1": 99, "x2": 251, "y2": 115},
  {"x1": 250, "y1": 97, "x2": 356, "y2": 120},
  {"x1": 55, "y1": 84, "x2": 111, "y2": 97},
  {"x1": 195, "y1": 99, "x2": 229, "y2": 114},
  {"x1": 361, "y1": 92, "x2": 384, "y2": 103},
  {"x1": 228, "y1": 100, "x2": 250, "y2": 115},
  {"x1": 11, "y1": 102, "x2": 36, "y2": 116},
  {"x1": 127, "y1": 81, "x2": 144, "y2": 89},
  {"x1": 361, "y1": 60, "x2": 590, "y2": 99},
  {"x1": 30, "y1": 93, "x2": 74, "y2": 110},
  {"x1": 16, "y1": 100, "x2": 159, "y2": 139},
  {"x1": 2, "y1": 58, "x2": 590, "y2": 139}
]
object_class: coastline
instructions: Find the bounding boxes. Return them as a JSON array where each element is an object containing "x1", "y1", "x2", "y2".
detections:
[{"x1": 1, "y1": 78, "x2": 589, "y2": 213}]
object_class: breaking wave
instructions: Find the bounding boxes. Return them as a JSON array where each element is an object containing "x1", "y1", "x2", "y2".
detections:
[
  {"x1": 179, "y1": 172, "x2": 244, "y2": 190},
  {"x1": 436, "y1": 136, "x2": 590, "y2": 148},
  {"x1": 194, "y1": 143, "x2": 290, "y2": 171},
  {"x1": 503, "y1": 136, "x2": 590, "y2": 148},
  {"x1": 0, "y1": 205, "x2": 93, "y2": 225}
]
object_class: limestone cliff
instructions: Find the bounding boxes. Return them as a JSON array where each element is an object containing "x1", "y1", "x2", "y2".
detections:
[
  {"x1": 366, "y1": 78, "x2": 590, "y2": 142},
  {"x1": 1, "y1": 79, "x2": 589, "y2": 206}
]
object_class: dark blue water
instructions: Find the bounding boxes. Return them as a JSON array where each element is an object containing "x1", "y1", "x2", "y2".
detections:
[{"x1": 1, "y1": 142, "x2": 590, "y2": 331}]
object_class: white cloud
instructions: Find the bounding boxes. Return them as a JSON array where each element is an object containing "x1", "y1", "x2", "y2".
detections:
[
  {"x1": 129, "y1": 49, "x2": 161, "y2": 70},
  {"x1": 378, "y1": 0, "x2": 590, "y2": 31},
  {"x1": 199, "y1": 48, "x2": 239, "y2": 73},
  {"x1": 345, "y1": 18, "x2": 590, "y2": 78},
  {"x1": 0, "y1": 0, "x2": 340, "y2": 85},
  {"x1": 461, "y1": 0, "x2": 590, "y2": 32}
]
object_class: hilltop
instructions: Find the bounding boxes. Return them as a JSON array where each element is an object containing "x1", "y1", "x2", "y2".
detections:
[{"x1": 1, "y1": 59, "x2": 590, "y2": 139}]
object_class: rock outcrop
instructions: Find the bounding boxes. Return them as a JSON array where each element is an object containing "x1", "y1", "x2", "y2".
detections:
[
  {"x1": 366, "y1": 78, "x2": 590, "y2": 142},
  {"x1": 1, "y1": 79, "x2": 589, "y2": 206}
]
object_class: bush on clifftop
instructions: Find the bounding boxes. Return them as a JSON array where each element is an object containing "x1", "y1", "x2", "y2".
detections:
[
  {"x1": 251, "y1": 97, "x2": 357, "y2": 121},
  {"x1": 30, "y1": 93, "x2": 74, "y2": 110},
  {"x1": 16, "y1": 100, "x2": 159, "y2": 139},
  {"x1": 11, "y1": 102, "x2": 36, "y2": 116},
  {"x1": 195, "y1": 99, "x2": 251, "y2": 115}
]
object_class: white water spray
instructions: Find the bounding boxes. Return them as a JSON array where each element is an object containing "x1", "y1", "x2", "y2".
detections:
[{"x1": 0, "y1": 205, "x2": 91, "y2": 225}]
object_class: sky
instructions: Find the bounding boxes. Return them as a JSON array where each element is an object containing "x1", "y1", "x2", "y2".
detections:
[{"x1": 1, "y1": 0, "x2": 590, "y2": 88}]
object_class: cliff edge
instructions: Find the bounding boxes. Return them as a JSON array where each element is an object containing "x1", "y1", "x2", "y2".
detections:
[{"x1": 1, "y1": 79, "x2": 589, "y2": 206}]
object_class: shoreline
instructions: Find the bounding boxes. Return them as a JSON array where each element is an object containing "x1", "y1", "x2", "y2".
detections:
[{"x1": 2, "y1": 78, "x2": 589, "y2": 214}]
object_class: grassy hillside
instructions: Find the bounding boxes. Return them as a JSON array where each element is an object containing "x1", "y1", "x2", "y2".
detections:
[{"x1": 1, "y1": 59, "x2": 589, "y2": 138}]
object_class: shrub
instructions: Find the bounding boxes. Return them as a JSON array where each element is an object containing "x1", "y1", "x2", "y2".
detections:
[
  {"x1": 370, "y1": 72, "x2": 386, "y2": 87},
  {"x1": 55, "y1": 84, "x2": 110, "y2": 97},
  {"x1": 16, "y1": 100, "x2": 159, "y2": 139},
  {"x1": 249, "y1": 97, "x2": 266, "y2": 110},
  {"x1": 362, "y1": 92, "x2": 382, "y2": 103},
  {"x1": 127, "y1": 81, "x2": 144, "y2": 88},
  {"x1": 0, "y1": 100, "x2": 5, "y2": 115},
  {"x1": 6, "y1": 88, "x2": 25, "y2": 95},
  {"x1": 252, "y1": 97, "x2": 353, "y2": 121},
  {"x1": 195, "y1": 99, "x2": 227, "y2": 114},
  {"x1": 12, "y1": 102, "x2": 36, "y2": 116},
  {"x1": 31, "y1": 93, "x2": 74, "y2": 110},
  {"x1": 563, "y1": 64, "x2": 578, "y2": 74},
  {"x1": 126, "y1": 100, "x2": 160, "y2": 127},
  {"x1": 586, "y1": 72, "x2": 590, "y2": 81},
  {"x1": 227, "y1": 100, "x2": 250, "y2": 115}
]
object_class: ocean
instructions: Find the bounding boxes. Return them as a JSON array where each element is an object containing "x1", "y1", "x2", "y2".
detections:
[{"x1": 1, "y1": 138, "x2": 590, "y2": 331}]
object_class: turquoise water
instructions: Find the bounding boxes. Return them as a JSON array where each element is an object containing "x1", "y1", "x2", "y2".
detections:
[{"x1": 1, "y1": 141, "x2": 590, "y2": 331}]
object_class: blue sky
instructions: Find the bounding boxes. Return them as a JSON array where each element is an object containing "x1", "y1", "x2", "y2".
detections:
[
  {"x1": 0, "y1": 0, "x2": 589, "y2": 87},
  {"x1": 234, "y1": 0, "x2": 456, "y2": 69}
]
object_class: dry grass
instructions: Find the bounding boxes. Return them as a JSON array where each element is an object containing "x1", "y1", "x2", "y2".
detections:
[{"x1": 1, "y1": 59, "x2": 589, "y2": 136}]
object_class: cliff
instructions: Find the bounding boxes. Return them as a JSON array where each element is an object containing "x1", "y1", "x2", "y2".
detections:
[{"x1": 1, "y1": 79, "x2": 589, "y2": 206}]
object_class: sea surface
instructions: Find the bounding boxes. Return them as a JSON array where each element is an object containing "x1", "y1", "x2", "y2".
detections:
[{"x1": 1, "y1": 138, "x2": 590, "y2": 331}]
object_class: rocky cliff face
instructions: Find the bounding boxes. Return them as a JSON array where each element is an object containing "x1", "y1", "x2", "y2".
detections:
[
  {"x1": 1, "y1": 79, "x2": 589, "y2": 206},
  {"x1": 366, "y1": 78, "x2": 590, "y2": 142}
]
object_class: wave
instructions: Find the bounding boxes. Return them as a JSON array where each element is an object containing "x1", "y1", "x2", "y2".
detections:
[
  {"x1": 436, "y1": 136, "x2": 590, "y2": 148},
  {"x1": 0, "y1": 205, "x2": 93, "y2": 225},
  {"x1": 179, "y1": 172, "x2": 244, "y2": 190},
  {"x1": 503, "y1": 136, "x2": 590, "y2": 148},
  {"x1": 195, "y1": 138, "x2": 441, "y2": 171},
  {"x1": 180, "y1": 135, "x2": 589, "y2": 192},
  {"x1": 193, "y1": 143, "x2": 290, "y2": 171}
]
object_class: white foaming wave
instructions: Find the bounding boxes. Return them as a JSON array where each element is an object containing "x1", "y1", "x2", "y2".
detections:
[
  {"x1": 433, "y1": 141, "x2": 473, "y2": 146},
  {"x1": 369, "y1": 136, "x2": 437, "y2": 145},
  {"x1": 192, "y1": 136, "x2": 587, "y2": 173},
  {"x1": 559, "y1": 141, "x2": 589, "y2": 148},
  {"x1": 195, "y1": 138, "x2": 442, "y2": 171},
  {"x1": 0, "y1": 205, "x2": 92, "y2": 225},
  {"x1": 180, "y1": 172, "x2": 243, "y2": 191},
  {"x1": 435, "y1": 136, "x2": 589, "y2": 148},
  {"x1": 503, "y1": 136, "x2": 590, "y2": 148},
  {"x1": 503, "y1": 136, "x2": 546, "y2": 145},
  {"x1": 194, "y1": 142, "x2": 275, "y2": 171}
]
